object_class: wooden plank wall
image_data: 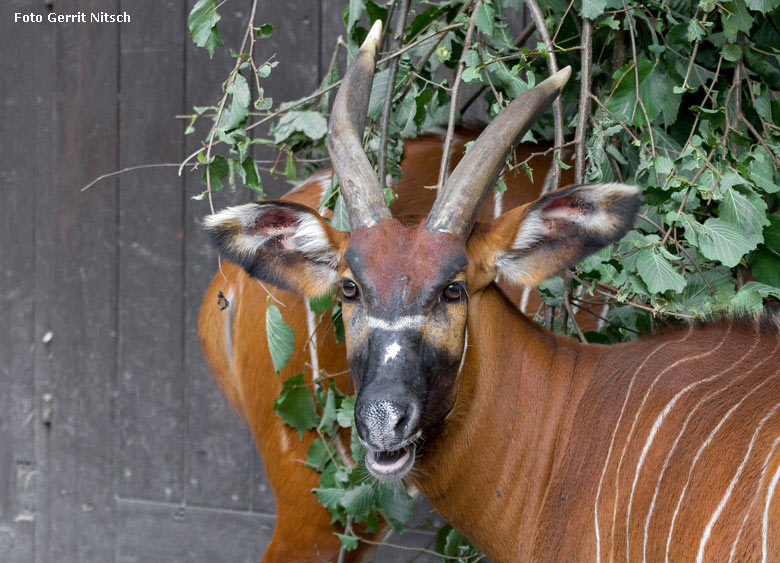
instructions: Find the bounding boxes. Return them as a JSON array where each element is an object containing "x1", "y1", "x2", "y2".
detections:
[{"x1": 0, "y1": 0, "x2": 533, "y2": 560}]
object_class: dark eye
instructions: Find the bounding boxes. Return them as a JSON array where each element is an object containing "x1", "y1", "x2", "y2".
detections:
[
  {"x1": 341, "y1": 279, "x2": 359, "y2": 300},
  {"x1": 442, "y1": 283, "x2": 463, "y2": 302}
]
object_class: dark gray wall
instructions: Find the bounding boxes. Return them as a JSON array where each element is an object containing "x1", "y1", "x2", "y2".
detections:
[{"x1": 0, "y1": 1, "x2": 450, "y2": 561}]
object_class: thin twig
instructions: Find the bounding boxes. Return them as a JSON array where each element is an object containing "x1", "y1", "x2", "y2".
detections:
[
  {"x1": 437, "y1": 0, "x2": 482, "y2": 190},
  {"x1": 81, "y1": 163, "x2": 192, "y2": 192},
  {"x1": 741, "y1": 114, "x2": 780, "y2": 170},
  {"x1": 620, "y1": 0, "x2": 656, "y2": 157},
  {"x1": 377, "y1": 0, "x2": 412, "y2": 186},
  {"x1": 563, "y1": 280, "x2": 587, "y2": 343},
  {"x1": 575, "y1": 17, "x2": 593, "y2": 184},
  {"x1": 526, "y1": 0, "x2": 564, "y2": 192},
  {"x1": 358, "y1": 537, "x2": 482, "y2": 561}
]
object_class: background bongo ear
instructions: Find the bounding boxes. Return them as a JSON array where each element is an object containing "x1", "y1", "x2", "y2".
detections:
[{"x1": 203, "y1": 201, "x2": 348, "y2": 297}]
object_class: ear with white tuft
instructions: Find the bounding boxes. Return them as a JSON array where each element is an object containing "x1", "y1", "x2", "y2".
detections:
[
  {"x1": 471, "y1": 183, "x2": 641, "y2": 289},
  {"x1": 203, "y1": 201, "x2": 348, "y2": 297}
]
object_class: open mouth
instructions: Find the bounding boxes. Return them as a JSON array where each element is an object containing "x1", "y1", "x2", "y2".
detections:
[{"x1": 365, "y1": 444, "x2": 416, "y2": 480}]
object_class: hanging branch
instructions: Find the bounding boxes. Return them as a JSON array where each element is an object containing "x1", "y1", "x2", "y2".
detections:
[
  {"x1": 377, "y1": 0, "x2": 412, "y2": 186},
  {"x1": 574, "y1": 17, "x2": 593, "y2": 185},
  {"x1": 526, "y1": 0, "x2": 564, "y2": 193},
  {"x1": 437, "y1": 0, "x2": 482, "y2": 190}
]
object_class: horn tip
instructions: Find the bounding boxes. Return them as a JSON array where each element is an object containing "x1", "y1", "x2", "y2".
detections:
[
  {"x1": 361, "y1": 20, "x2": 382, "y2": 54},
  {"x1": 552, "y1": 66, "x2": 572, "y2": 90}
]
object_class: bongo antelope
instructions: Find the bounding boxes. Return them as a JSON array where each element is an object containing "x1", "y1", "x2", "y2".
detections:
[{"x1": 201, "y1": 21, "x2": 780, "y2": 562}]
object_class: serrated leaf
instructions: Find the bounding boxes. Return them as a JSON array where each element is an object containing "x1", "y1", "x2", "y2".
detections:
[
  {"x1": 730, "y1": 287, "x2": 764, "y2": 313},
  {"x1": 306, "y1": 438, "x2": 330, "y2": 471},
  {"x1": 337, "y1": 395, "x2": 356, "y2": 428},
  {"x1": 473, "y1": 1, "x2": 495, "y2": 36},
  {"x1": 750, "y1": 147, "x2": 780, "y2": 193},
  {"x1": 218, "y1": 73, "x2": 250, "y2": 132},
  {"x1": 335, "y1": 533, "x2": 359, "y2": 551},
  {"x1": 722, "y1": 43, "x2": 742, "y2": 61},
  {"x1": 187, "y1": 0, "x2": 224, "y2": 57},
  {"x1": 688, "y1": 217, "x2": 756, "y2": 267},
  {"x1": 339, "y1": 483, "x2": 374, "y2": 520},
  {"x1": 313, "y1": 487, "x2": 345, "y2": 513},
  {"x1": 580, "y1": 0, "x2": 608, "y2": 19},
  {"x1": 266, "y1": 304, "x2": 295, "y2": 372},
  {"x1": 203, "y1": 155, "x2": 229, "y2": 190},
  {"x1": 308, "y1": 290, "x2": 334, "y2": 315},
  {"x1": 745, "y1": 0, "x2": 780, "y2": 12},
  {"x1": 273, "y1": 373, "x2": 318, "y2": 438},
  {"x1": 272, "y1": 110, "x2": 328, "y2": 144},
  {"x1": 720, "y1": 187, "x2": 768, "y2": 244},
  {"x1": 636, "y1": 246, "x2": 687, "y2": 293}
]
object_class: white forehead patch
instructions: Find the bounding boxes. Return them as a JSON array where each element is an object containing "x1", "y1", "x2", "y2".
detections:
[
  {"x1": 383, "y1": 341, "x2": 402, "y2": 364},
  {"x1": 368, "y1": 315, "x2": 426, "y2": 331}
]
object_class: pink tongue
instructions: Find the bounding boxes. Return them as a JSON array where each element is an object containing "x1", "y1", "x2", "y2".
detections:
[{"x1": 369, "y1": 447, "x2": 410, "y2": 474}]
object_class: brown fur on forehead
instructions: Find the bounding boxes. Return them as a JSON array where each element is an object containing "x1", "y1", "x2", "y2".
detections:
[{"x1": 345, "y1": 219, "x2": 467, "y2": 308}]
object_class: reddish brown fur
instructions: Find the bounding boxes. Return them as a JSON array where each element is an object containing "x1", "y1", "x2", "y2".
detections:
[
  {"x1": 416, "y1": 285, "x2": 780, "y2": 561},
  {"x1": 198, "y1": 134, "x2": 580, "y2": 561}
]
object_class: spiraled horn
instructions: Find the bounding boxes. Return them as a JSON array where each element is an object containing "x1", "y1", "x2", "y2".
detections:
[
  {"x1": 326, "y1": 20, "x2": 391, "y2": 231},
  {"x1": 425, "y1": 66, "x2": 573, "y2": 236}
]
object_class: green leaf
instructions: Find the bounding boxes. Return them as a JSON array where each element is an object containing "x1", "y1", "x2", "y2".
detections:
[
  {"x1": 308, "y1": 290, "x2": 334, "y2": 315},
  {"x1": 240, "y1": 157, "x2": 263, "y2": 196},
  {"x1": 313, "y1": 487, "x2": 345, "y2": 514},
  {"x1": 187, "y1": 0, "x2": 224, "y2": 57},
  {"x1": 606, "y1": 58, "x2": 681, "y2": 127},
  {"x1": 272, "y1": 111, "x2": 328, "y2": 144},
  {"x1": 375, "y1": 485, "x2": 414, "y2": 533},
  {"x1": 273, "y1": 373, "x2": 318, "y2": 438},
  {"x1": 687, "y1": 217, "x2": 756, "y2": 267},
  {"x1": 346, "y1": 0, "x2": 366, "y2": 34},
  {"x1": 749, "y1": 147, "x2": 780, "y2": 193},
  {"x1": 203, "y1": 155, "x2": 229, "y2": 190},
  {"x1": 744, "y1": 0, "x2": 780, "y2": 13},
  {"x1": 318, "y1": 387, "x2": 337, "y2": 434},
  {"x1": 763, "y1": 216, "x2": 780, "y2": 253},
  {"x1": 285, "y1": 151, "x2": 297, "y2": 180},
  {"x1": 331, "y1": 194, "x2": 351, "y2": 232},
  {"x1": 306, "y1": 438, "x2": 330, "y2": 471},
  {"x1": 750, "y1": 248, "x2": 780, "y2": 287},
  {"x1": 718, "y1": 185, "x2": 768, "y2": 245},
  {"x1": 473, "y1": 1, "x2": 495, "y2": 36},
  {"x1": 266, "y1": 303, "x2": 295, "y2": 372},
  {"x1": 219, "y1": 74, "x2": 250, "y2": 132},
  {"x1": 336, "y1": 395, "x2": 356, "y2": 428},
  {"x1": 636, "y1": 246, "x2": 687, "y2": 293},
  {"x1": 722, "y1": 0, "x2": 754, "y2": 38},
  {"x1": 730, "y1": 287, "x2": 764, "y2": 313},
  {"x1": 256, "y1": 23, "x2": 273, "y2": 38},
  {"x1": 339, "y1": 483, "x2": 374, "y2": 520},
  {"x1": 335, "y1": 533, "x2": 359, "y2": 551},
  {"x1": 722, "y1": 43, "x2": 742, "y2": 61},
  {"x1": 580, "y1": 0, "x2": 608, "y2": 19}
]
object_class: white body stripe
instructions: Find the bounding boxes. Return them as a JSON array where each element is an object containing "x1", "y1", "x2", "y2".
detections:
[
  {"x1": 642, "y1": 336, "x2": 762, "y2": 561},
  {"x1": 764, "y1": 444, "x2": 780, "y2": 563},
  {"x1": 593, "y1": 336, "x2": 686, "y2": 562},
  {"x1": 615, "y1": 331, "x2": 727, "y2": 556},
  {"x1": 367, "y1": 315, "x2": 426, "y2": 331},
  {"x1": 697, "y1": 401, "x2": 780, "y2": 562},
  {"x1": 665, "y1": 367, "x2": 780, "y2": 562},
  {"x1": 493, "y1": 189, "x2": 504, "y2": 219},
  {"x1": 729, "y1": 436, "x2": 780, "y2": 562}
]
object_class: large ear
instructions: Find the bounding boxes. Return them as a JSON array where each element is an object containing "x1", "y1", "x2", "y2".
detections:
[
  {"x1": 469, "y1": 183, "x2": 641, "y2": 288},
  {"x1": 203, "y1": 201, "x2": 348, "y2": 297}
]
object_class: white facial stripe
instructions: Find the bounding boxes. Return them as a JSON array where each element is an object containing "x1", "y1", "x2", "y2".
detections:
[
  {"x1": 383, "y1": 341, "x2": 402, "y2": 364},
  {"x1": 367, "y1": 315, "x2": 426, "y2": 331}
]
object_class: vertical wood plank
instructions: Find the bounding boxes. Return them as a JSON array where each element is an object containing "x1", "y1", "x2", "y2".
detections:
[
  {"x1": 117, "y1": 0, "x2": 186, "y2": 505},
  {"x1": 35, "y1": 1, "x2": 120, "y2": 560},
  {"x1": 0, "y1": 2, "x2": 53, "y2": 561},
  {"x1": 183, "y1": 0, "x2": 257, "y2": 512}
]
